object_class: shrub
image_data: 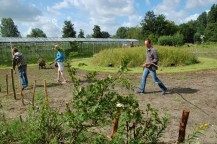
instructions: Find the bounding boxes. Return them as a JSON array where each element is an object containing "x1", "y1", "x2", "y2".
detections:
[
  {"x1": 91, "y1": 46, "x2": 198, "y2": 68},
  {"x1": 158, "y1": 34, "x2": 184, "y2": 46}
]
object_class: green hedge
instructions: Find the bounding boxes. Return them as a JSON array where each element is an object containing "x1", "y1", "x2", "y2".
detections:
[
  {"x1": 91, "y1": 47, "x2": 199, "y2": 67},
  {"x1": 158, "y1": 34, "x2": 184, "y2": 46}
]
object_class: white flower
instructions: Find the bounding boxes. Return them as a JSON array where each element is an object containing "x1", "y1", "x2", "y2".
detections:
[{"x1": 116, "y1": 103, "x2": 124, "y2": 108}]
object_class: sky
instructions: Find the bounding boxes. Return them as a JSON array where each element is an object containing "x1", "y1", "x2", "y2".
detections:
[{"x1": 0, "y1": 0, "x2": 217, "y2": 37}]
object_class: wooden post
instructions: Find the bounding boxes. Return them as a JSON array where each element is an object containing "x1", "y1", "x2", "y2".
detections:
[
  {"x1": 32, "y1": 80, "x2": 36, "y2": 108},
  {"x1": 19, "y1": 115, "x2": 23, "y2": 122},
  {"x1": 110, "y1": 108, "x2": 122, "y2": 138},
  {"x1": 44, "y1": 80, "x2": 48, "y2": 104},
  {"x1": 178, "y1": 110, "x2": 190, "y2": 143},
  {"x1": 21, "y1": 89, "x2": 25, "y2": 105},
  {"x1": 6, "y1": 74, "x2": 9, "y2": 95},
  {"x1": 66, "y1": 102, "x2": 71, "y2": 113},
  {"x1": 126, "y1": 121, "x2": 129, "y2": 144},
  {"x1": 11, "y1": 69, "x2": 16, "y2": 100}
]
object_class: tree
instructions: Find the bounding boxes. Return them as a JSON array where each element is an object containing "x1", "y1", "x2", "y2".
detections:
[
  {"x1": 86, "y1": 34, "x2": 92, "y2": 38},
  {"x1": 141, "y1": 11, "x2": 178, "y2": 38},
  {"x1": 207, "y1": 4, "x2": 217, "y2": 23},
  {"x1": 27, "y1": 28, "x2": 47, "y2": 38},
  {"x1": 78, "y1": 29, "x2": 85, "y2": 38},
  {"x1": 101, "y1": 31, "x2": 110, "y2": 38},
  {"x1": 127, "y1": 27, "x2": 143, "y2": 40},
  {"x1": 92, "y1": 25, "x2": 102, "y2": 38},
  {"x1": 141, "y1": 11, "x2": 157, "y2": 37},
  {"x1": 205, "y1": 23, "x2": 217, "y2": 42},
  {"x1": 116, "y1": 27, "x2": 128, "y2": 38},
  {"x1": 62, "y1": 20, "x2": 76, "y2": 38},
  {"x1": 179, "y1": 21, "x2": 197, "y2": 43},
  {"x1": 0, "y1": 18, "x2": 20, "y2": 37},
  {"x1": 197, "y1": 12, "x2": 207, "y2": 28}
]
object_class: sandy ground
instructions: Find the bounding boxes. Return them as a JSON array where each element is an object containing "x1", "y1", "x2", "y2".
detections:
[{"x1": 0, "y1": 65, "x2": 217, "y2": 143}]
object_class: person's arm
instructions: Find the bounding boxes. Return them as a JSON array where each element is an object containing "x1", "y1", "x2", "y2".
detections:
[
  {"x1": 55, "y1": 52, "x2": 60, "y2": 62},
  {"x1": 152, "y1": 49, "x2": 158, "y2": 64}
]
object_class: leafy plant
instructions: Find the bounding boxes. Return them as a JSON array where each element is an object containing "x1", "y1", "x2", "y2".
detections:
[{"x1": 184, "y1": 123, "x2": 209, "y2": 144}]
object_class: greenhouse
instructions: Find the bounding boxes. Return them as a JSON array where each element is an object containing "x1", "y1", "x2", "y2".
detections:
[{"x1": 0, "y1": 37, "x2": 139, "y2": 65}]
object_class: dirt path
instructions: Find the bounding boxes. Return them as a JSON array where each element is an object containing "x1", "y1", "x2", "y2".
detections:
[{"x1": 0, "y1": 66, "x2": 217, "y2": 143}]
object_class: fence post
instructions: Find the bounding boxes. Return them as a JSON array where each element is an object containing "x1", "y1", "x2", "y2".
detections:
[
  {"x1": 21, "y1": 89, "x2": 25, "y2": 105},
  {"x1": 32, "y1": 80, "x2": 36, "y2": 109},
  {"x1": 44, "y1": 80, "x2": 48, "y2": 105},
  {"x1": 178, "y1": 110, "x2": 190, "y2": 143},
  {"x1": 110, "y1": 103, "x2": 124, "y2": 138},
  {"x1": 11, "y1": 69, "x2": 16, "y2": 100},
  {"x1": 6, "y1": 74, "x2": 9, "y2": 95}
]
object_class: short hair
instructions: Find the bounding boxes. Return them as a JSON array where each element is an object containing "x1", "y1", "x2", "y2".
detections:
[
  {"x1": 13, "y1": 48, "x2": 18, "y2": 53},
  {"x1": 145, "y1": 39, "x2": 152, "y2": 44}
]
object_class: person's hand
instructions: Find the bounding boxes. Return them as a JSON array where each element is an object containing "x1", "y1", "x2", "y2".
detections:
[{"x1": 144, "y1": 63, "x2": 151, "y2": 68}]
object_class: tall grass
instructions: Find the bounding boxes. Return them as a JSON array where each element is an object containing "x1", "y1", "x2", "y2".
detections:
[{"x1": 91, "y1": 46, "x2": 199, "y2": 67}]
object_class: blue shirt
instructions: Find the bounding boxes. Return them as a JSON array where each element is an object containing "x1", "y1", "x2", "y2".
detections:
[{"x1": 55, "y1": 51, "x2": 65, "y2": 62}]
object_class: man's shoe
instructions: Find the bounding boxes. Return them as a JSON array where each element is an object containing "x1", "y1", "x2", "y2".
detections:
[
  {"x1": 22, "y1": 86, "x2": 28, "y2": 91},
  {"x1": 136, "y1": 90, "x2": 145, "y2": 94},
  {"x1": 61, "y1": 81, "x2": 67, "y2": 84},
  {"x1": 161, "y1": 91, "x2": 166, "y2": 95}
]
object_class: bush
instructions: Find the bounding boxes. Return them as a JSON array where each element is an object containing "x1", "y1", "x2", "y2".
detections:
[
  {"x1": 91, "y1": 46, "x2": 198, "y2": 67},
  {"x1": 0, "y1": 67, "x2": 169, "y2": 144},
  {"x1": 158, "y1": 34, "x2": 184, "y2": 46}
]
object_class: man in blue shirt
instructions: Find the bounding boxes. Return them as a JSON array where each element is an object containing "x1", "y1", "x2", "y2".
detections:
[{"x1": 54, "y1": 45, "x2": 67, "y2": 84}]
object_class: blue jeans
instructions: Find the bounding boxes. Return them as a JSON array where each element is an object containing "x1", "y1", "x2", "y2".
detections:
[
  {"x1": 139, "y1": 68, "x2": 167, "y2": 92},
  {"x1": 18, "y1": 65, "x2": 28, "y2": 88}
]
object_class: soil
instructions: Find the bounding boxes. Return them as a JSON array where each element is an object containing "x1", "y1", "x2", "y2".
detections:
[{"x1": 0, "y1": 65, "x2": 217, "y2": 143}]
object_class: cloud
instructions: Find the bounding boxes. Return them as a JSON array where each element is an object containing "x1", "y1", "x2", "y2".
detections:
[
  {"x1": 145, "y1": 0, "x2": 151, "y2": 5},
  {"x1": 21, "y1": 16, "x2": 62, "y2": 37},
  {"x1": 48, "y1": 0, "x2": 138, "y2": 34},
  {"x1": 185, "y1": 0, "x2": 217, "y2": 9},
  {"x1": 0, "y1": 0, "x2": 42, "y2": 21},
  {"x1": 184, "y1": 13, "x2": 200, "y2": 22},
  {"x1": 154, "y1": 0, "x2": 188, "y2": 23},
  {"x1": 122, "y1": 15, "x2": 142, "y2": 27}
]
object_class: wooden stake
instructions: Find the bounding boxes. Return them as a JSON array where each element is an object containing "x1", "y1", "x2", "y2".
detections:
[
  {"x1": 110, "y1": 109, "x2": 122, "y2": 138},
  {"x1": 66, "y1": 102, "x2": 71, "y2": 113},
  {"x1": 21, "y1": 89, "x2": 25, "y2": 105},
  {"x1": 126, "y1": 121, "x2": 129, "y2": 144},
  {"x1": 178, "y1": 110, "x2": 190, "y2": 143},
  {"x1": 44, "y1": 80, "x2": 48, "y2": 104},
  {"x1": 32, "y1": 80, "x2": 36, "y2": 108},
  {"x1": 19, "y1": 115, "x2": 23, "y2": 122},
  {"x1": 6, "y1": 74, "x2": 9, "y2": 95},
  {"x1": 11, "y1": 69, "x2": 16, "y2": 100}
]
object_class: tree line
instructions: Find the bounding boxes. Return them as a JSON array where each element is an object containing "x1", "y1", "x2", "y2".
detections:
[
  {"x1": 0, "y1": 19, "x2": 110, "y2": 38},
  {"x1": 116, "y1": 4, "x2": 217, "y2": 44},
  {"x1": 1, "y1": 4, "x2": 217, "y2": 43}
]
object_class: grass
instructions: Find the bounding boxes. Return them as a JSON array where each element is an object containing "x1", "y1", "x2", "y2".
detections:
[
  {"x1": 70, "y1": 43, "x2": 217, "y2": 73},
  {"x1": 70, "y1": 57, "x2": 217, "y2": 73},
  {"x1": 91, "y1": 46, "x2": 198, "y2": 67}
]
